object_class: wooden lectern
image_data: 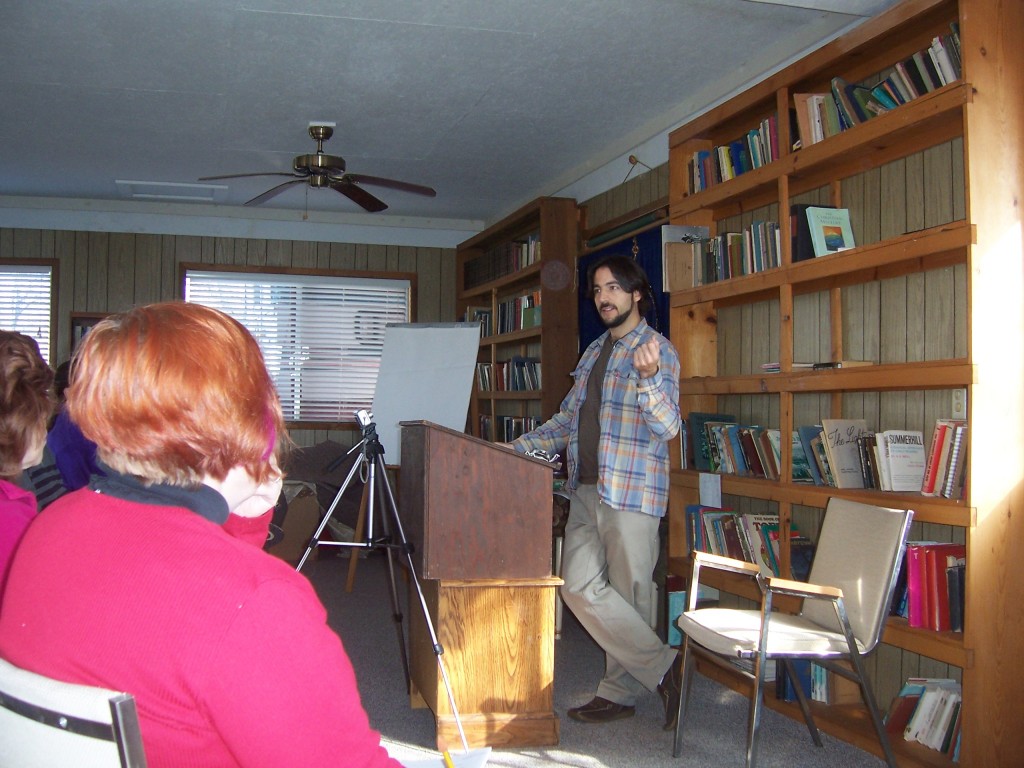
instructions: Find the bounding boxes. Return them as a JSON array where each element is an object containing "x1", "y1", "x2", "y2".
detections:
[{"x1": 400, "y1": 421, "x2": 561, "y2": 750}]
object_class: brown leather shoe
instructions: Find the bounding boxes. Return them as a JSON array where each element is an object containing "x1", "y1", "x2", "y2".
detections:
[
  {"x1": 657, "y1": 653, "x2": 683, "y2": 731},
  {"x1": 567, "y1": 696, "x2": 636, "y2": 723}
]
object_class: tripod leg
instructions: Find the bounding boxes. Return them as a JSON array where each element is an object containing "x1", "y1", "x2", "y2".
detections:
[
  {"x1": 374, "y1": 454, "x2": 469, "y2": 752},
  {"x1": 296, "y1": 443, "x2": 366, "y2": 573},
  {"x1": 344, "y1": 483, "x2": 371, "y2": 593},
  {"x1": 370, "y1": 463, "x2": 411, "y2": 692}
]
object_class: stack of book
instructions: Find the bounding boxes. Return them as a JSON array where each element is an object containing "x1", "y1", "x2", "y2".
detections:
[
  {"x1": 885, "y1": 678, "x2": 962, "y2": 760},
  {"x1": 685, "y1": 505, "x2": 815, "y2": 580},
  {"x1": 692, "y1": 221, "x2": 782, "y2": 285},
  {"x1": 890, "y1": 541, "x2": 966, "y2": 633},
  {"x1": 920, "y1": 418, "x2": 969, "y2": 499},
  {"x1": 795, "y1": 424, "x2": 926, "y2": 492},
  {"x1": 791, "y1": 25, "x2": 961, "y2": 150},
  {"x1": 687, "y1": 115, "x2": 779, "y2": 194},
  {"x1": 462, "y1": 231, "x2": 542, "y2": 289}
]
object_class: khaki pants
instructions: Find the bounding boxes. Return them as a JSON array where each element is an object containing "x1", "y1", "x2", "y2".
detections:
[{"x1": 560, "y1": 484, "x2": 676, "y2": 706}]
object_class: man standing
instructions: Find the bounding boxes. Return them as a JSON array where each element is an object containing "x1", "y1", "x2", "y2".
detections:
[{"x1": 511, "y1": 254, "x2": 682, "y2": 728}]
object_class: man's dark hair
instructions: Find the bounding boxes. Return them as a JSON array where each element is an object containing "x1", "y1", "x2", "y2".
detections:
[{"x1": 587, "y1": 254, "x2": 653, "y2": 317}]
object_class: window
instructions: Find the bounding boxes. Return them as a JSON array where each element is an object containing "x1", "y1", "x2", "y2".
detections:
[
  {"x1": 0, "y1": 262, "x2": 54, "y2": 363},
  {"x1": 184, "y1": 268, "x2": 411, "y2": 423}
]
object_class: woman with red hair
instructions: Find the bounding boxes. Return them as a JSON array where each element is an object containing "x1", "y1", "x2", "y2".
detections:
[
  {"x1": 0, "y1": 330, "x2": 53, "y2": 593},
  {"x1": 0, "y1": 302, "x2": 403, "y2": 768}
]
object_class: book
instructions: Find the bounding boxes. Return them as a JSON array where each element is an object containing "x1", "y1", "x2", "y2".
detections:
[
  {"x1": 925, "y1": 543, "x2": 966, "y2": 632},
  {"x1": 945, "y1": 555, "x2": 966, "y2": 632},
  {"x1": 796, "y1": 425, "x2": 826, "y2": 486},
  {"x1": 688, "y1": 412, "x2": 736, "y2": 472},
  {"x1": 820, "y1": 418, "x2": 870, "y2": 489},
  {"x1": 942, "y1": 424, "x2": 968, "y2": 499},
  {"x1": 790, "y1": 203, "x2": 835, "y2": 263},
  {"x1": 789, "y1": 429, "x2": 815, "y2": 483},
  {"x1": 880, "y1": 429, "x2": 926, "y2": 492},
  {"x1": 662, "y1": 224, "x2": 709, "y2": 291},
  {"x1": 805, "y1": 206, "x2": 856, "y2": 256}
]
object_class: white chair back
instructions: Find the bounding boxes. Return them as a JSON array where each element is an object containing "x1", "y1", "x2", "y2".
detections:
[
  {"x1": 801, "y1": 498, "x2": 913, "y2": 652},
  {"x1": 0, "y1": 657, "x2": 147, "y2": 768}
]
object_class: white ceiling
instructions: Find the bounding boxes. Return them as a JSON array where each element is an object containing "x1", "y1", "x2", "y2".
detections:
[{"x1": 0, "y1": 1, "x2": 899, "y2": 245}]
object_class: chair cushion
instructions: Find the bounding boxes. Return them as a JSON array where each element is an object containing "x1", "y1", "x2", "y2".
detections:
[{"x1": 677, "y1": 608, "x2": 866, "y2": 658}]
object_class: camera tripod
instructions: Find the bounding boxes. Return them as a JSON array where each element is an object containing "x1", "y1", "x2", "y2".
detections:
[{"x1": 294, "y1": 411, "x2": 468, "y2": 751}]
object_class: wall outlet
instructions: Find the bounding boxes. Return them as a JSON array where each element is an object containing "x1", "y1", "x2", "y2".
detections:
[{"x1": 951, "y1": 388, "x2": 967, "y2": 420}]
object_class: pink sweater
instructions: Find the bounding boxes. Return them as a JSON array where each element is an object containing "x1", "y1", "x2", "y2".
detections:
[
  {"x1": 0, "y1": 477, "x2": 36, "y2": 594},
  {"x1": 0, "y1": 487, "x2": 403, "y2": 768}
]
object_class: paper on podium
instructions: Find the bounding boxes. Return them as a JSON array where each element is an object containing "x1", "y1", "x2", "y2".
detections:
[{"x1": 398, "y1": 747, "x2": 490, "y2": 768}]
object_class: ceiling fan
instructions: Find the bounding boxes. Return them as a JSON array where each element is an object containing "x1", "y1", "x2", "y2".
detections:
[{"x1": 199, "y1": 125, "x2": 436, "y2": 212}]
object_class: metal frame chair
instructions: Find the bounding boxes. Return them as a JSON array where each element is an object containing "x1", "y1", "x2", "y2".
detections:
[
  {"x1": 0, "y1": 656, "x2": 147, "y2": 767},
  {"x1": 672, "y1": 498, "x2": 913, "y2": 767}
]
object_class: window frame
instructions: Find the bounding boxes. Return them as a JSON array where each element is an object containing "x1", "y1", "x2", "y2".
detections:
[
  {"x1": 0, "y1": 258, "x2": 58, "y2": 365},
  {"x1": 178, "y1": 263, "x2": 418, "y2": 430}
]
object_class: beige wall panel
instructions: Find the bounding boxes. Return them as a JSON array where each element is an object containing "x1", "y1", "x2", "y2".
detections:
[
  {"x1": 108, "y1": 233, "x2": 136, "y2": 312},
  {"x1": 85, "y1": 232, "x2": 109, "y2": 312}
]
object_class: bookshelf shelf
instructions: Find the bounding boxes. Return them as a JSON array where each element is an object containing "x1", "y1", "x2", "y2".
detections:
[
  {"x1": 664, "y1": 0, "x2": 1023, "y2": 764},
  {"x1": 671, "y1": 471, "x2": 972, "y2": 527},
  {"x1": 456, "y1": 196, "x2": 579, "y2": 442},
  {"x1": 676, "y1": 360, "x2": 972, "y2": 397}
]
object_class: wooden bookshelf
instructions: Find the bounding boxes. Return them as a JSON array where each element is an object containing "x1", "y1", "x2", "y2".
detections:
[
  {"x1": 665, "y1": 0, "x2": 1023, "y2": 765},
  {"x1": 456, "y1": 197, "x2": 579, "y2": 441}
]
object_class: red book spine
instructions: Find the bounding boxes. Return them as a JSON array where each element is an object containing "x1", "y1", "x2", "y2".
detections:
[
  {"x1": 906, "y1": 544, "x2": 929, "y2": 628},
  {"x1": 926, "y1": 543, "x2": 967, "y2": 631}
]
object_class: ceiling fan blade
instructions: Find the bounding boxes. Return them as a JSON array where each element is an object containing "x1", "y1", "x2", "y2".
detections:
[
  {"x1": 343, "y1": 174, "x2": 436, "y2": 198},
  {"x1": 199, "y1": 171, "x2": 301, "y2": 181},
  {"x1": 329, "y1": 180, "x2": 388, "y2": 212},
  {"x1": 245, "y1": 178, "x2": 307, "y2": 206}
]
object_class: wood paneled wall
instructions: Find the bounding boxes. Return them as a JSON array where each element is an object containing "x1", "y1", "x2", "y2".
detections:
[
  {"x1": 581, "y1": 163, "x2": 669, "y2": 230},
  {"x1": 0, "y1": 227, "x2": 456, "y2": 447}
]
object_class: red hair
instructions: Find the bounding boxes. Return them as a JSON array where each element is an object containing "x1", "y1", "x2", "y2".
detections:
[
  {"x1": 0, "y1": 331, "x2": 53, "y2": 480},
  {"x1": 67, "y1": 302, "x2": 288, "y2": 486}
]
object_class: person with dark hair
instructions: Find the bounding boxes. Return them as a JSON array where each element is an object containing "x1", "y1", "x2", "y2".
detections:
[
  {"x1": 0, "y1": 330, "x2": 54, "y2": 592},
  {"x1": 510, "y1": 254, "x2": 683, "y2": 728},
  {"x1": 0, "y1": 302, "x2": 404, "y2": 767}
]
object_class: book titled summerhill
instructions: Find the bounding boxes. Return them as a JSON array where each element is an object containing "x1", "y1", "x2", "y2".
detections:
[{"x1": 805, "y1": 206, "x2": 856, "y2": 257}]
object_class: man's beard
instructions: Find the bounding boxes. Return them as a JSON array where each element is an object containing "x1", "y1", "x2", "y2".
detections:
[{"x1": 599, "y1": 299, "x2": 634, "y2": 329}]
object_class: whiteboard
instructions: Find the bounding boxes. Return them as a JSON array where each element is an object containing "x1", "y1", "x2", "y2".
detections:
[{"x1": 370, "y1": 323, "x2": 480, "y2": 465}]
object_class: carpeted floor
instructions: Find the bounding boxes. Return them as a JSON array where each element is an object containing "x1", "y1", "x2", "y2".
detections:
[{"x1": 303, "y1": 552, "x2": 886, "y2": 768}]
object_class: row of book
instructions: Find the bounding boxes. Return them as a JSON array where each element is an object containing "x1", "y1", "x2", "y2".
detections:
[
  {"x1": 795, "y1": 28, "x2": 960, "y2": 149},
  {"x1": 776, "y1": 660, "x2": 861, "y2": 707},
  {"x1": 685, "y1": 506, "x2": 815, "y2": 580},
  {"x1": 684, "y1": 413, "x2": 966, "y2": 500},
  {"x1": 692, "y1": 221, "x2": 782, "y2": 285},
  {"x1": 474, "y1": 357, "x2": 541, "y2": 393},
  {"x1": 885, "y1": 678, "x2": 962, "y2": 760},
  {"x1": 478, "y1": 414, "x2": 538, "y2": 443},
  {"x1": 496, "y1": 290, "x2": 541, "y2": 335},
  {"x1": 685, "y1": 24, "x2": 960, "y2": 197},
  {"x1": 463, "y1": 305, "x2": 493, "y2": 337},
  {"x1": 686, "y1": 114, "x2": 780, "y2": 194},
  {"x1": 921, "y1": 419, "x2": 968, "y2": 498},
  {"x1": 660, "y1": 205, "x2": 855, "y2": 292},
  {"x1": 891, "y1": 541, "x2": 966, "y2": 633},
  {"x1": 462, "y1": 232, "x2": 541, "y2": 290}
]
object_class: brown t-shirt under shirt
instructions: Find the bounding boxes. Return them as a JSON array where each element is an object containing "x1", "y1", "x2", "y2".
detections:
[{"x1": 577, "y1": 336, "x2": 614, "y2": 484}]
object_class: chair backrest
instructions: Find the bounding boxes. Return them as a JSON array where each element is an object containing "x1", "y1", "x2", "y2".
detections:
[
  {"x1": 0, "y1": 657, "x2": 147, "y2": 768},
  {"x1": 801, "y1": 498, "x2": 913, "y2": 653}
]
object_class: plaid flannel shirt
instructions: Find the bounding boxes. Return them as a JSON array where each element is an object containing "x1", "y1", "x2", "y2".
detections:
[{"x1": 513, "y1": 320, "x2": 680, "y2": 517}]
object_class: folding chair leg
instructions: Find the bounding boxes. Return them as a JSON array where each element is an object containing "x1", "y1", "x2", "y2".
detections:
[
  {"x1": 672, "y1": 639, "x2": 696, "y2": 758},
  {"x1": 780, "y1": 659, "x2": 822, "y2": 748},
  {"x1": 847, "y1": 653, "x2": 899, "y2": 768},
  {"x1": 745, "y1": 662, "x2": 767, "y2": 768}
]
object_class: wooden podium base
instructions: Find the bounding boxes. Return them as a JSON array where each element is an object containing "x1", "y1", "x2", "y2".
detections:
[{"x1": 408, "y1": 576, "x2": 562, "y2": 749}]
